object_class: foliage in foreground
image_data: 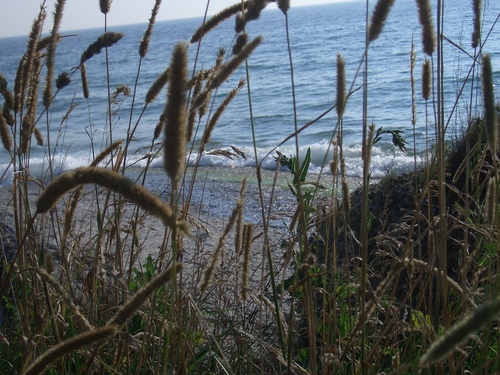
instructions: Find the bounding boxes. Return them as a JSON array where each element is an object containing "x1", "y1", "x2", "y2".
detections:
[{"x1": 0, "y1": 0, "x2": 499, "y2": 374}]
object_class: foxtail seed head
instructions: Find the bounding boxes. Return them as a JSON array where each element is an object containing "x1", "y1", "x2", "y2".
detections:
[
  {"x1": 368, "y1": 0, "x2": 396, "y2": 43},
  {"x1": 191, "y1": 1, "x2": 249, "y2": 44},
  {"x1": 163, "y1": 43, "x2": 188, "y2": 191},
  {"x1": 36, "y1": 167, "x2": 189, "y2": 234},
  {"x1": 100, "y1": 0, "x2": 111, "y2": 14},
  {"x1": 0, "y1": 112, "x2": 12, "y2": 151},
  {"x1": 80, "y1": 32, "x2": 124, "y2": 65},
  {"x1": 139, "y1": 0, "x2": 162, "y2": 58},
  {"x1": 419, "y1": 296, "x2": 500, "y2": 368},
  {"x1": 472, "y1": 0, "x2": 482, "y2": 49},
  {"x1": 336, "y1": 53, "x2": 346, "y2": 119},
  {"x1": 422, "y1": 58, "x2": 432, "y2": 101},
  {"x1": 416, "y1": 0, "x2": 436, "y2": 55}
]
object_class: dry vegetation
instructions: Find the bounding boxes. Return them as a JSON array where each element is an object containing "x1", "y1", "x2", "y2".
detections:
[{"x1": 0, "y1": 0, "x2": 499, "y2": 373}]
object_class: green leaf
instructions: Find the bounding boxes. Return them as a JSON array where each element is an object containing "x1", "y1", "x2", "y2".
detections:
[{"x1": 299, "y1": 147, "x2": 311, "y2": 183}]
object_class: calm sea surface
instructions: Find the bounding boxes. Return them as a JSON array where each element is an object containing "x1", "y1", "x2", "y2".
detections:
[{"x1": 0, "y1": 0, "x2": 499, "y2": 184}]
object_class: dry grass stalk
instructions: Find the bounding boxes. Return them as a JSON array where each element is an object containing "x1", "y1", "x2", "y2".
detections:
[
  {"x1": 25, "y1": 54, "x2": 42, "y2": 121},
  {"x1": 37, "y1": 35, "x2": 58, "y2": 51},
  {"x1": 422, "y1": 58, "x2": 432, "y2": 101},
  {"x1": 55, "y1": 71, "x2": 71, "y2": 89},
  {"x1": 13, "y1": 9, "x2": 45, "y2": 118},
  {"x1": 90, "y1": 139, "x2": 123, "y2": 167},
  {"x1": 416, "y1": 0, "x2": 436, "y2": 55},
  {"x1": 342, "y1": 180, "x2": 351, "y2": 213},
  {"x1": 482, "y1": 54, "x2": 498, "y2": 156},
  {"x1": 235, "y1": 208, "x2": 244, "y2": 255},
  {"x1": 240, "y1": 222, "x2": 253, "y2": 301},
  {"x1": 63, "y1": 187, "x2": 82, "y2": 242},
  {"x1": 2, "y1": 107, "x2": 14, "y2": 127},
  {"x1": 163, "y1": 43, "x2": 188, "y2": 191},
  {"x1": 190, "y1": 1, "x2": 249, "y2": 44},
  {"x1": 368, "y1": 0, "x2": 396, "y2": 43},
  {"x1": 277, "y1": 0, "x2": 290, "y2": 14},
  {"x1": 13, "y1": 57, "x2": 25, "y2": 114},
  {"x1": 329, "y1": 141, "x2": 339, "y2": 177},
  {"x1": 145, "y1": 67, "x2": 169, "y2": 104},
  {"x1": 243, "y1": 0, "x2": 268, "y2": 25},
  {"x1": 80, "y1": 32, "x2": 124, "y2": 65},
  {"x1": 33, "y1": 267, "x2": 93, "y2": 330},
  {"x1": 410, "y1": 41, "x2": 417, "y2": 126},
  {"x1": 484, "y1": 176, "x2": 497, "y2": 224},
  {"x1": 200, "y1": 178, "x2": 247, "y2": 293},
  {"x1": 190, "y1": 49, "x2": 226, "y2": 116},
  {"x1": 199, "y1": 234, "x2": 226, "y2": 294},
  {"x1": 139, "y1": 0, "x2": 162, "y2": 58},
  {"x1": 43, "y1": 0, "x2": 65, "y2": 108},
  {"x1": 336, "y1": 53, "x2": 346, "y2": 119},
  {"x1": 107, "y1": 264, "x2": 182, "y2": 327},
  {"x1": 21, "y1": 8, "x2": 46, "y2": 95},
  {"x1": 33, "y1": 127, "x2": 44, "y2": 146},
  {"x1": 186, "y1": 73, "x2": 204, "y2": 141},
  {"x1": 209, "y1": 35, "x2": 263, "y2": 90},
  {"x1": 22, "y1": 325, "x2": 118, "y2": 375},
  {"x1": 0, "y1": 111, "x2": 12, "y2": 151},
  {"x1": 472, "y1": 0, "x2": 482, "y2": 49},
  {"x1": 419, "y1": 296, "x2": 500, "y2": 368},
  {"x1": 232, "y1": 33, "x2": 249, "y2": 55},
  {"x1": 80, "y1": 63, "x2": 89, "y2": 99},
  {"x1": 0, "y1": 74, "x2": 14, "y2": 119},
  {"x1": 99, "y1": 0, "x2": 111, "y2": 14},
  {"x1": 153, "y1": 119, "x2": 163, "y2": 140},
  {"x1": 36, "y1": 167, "x2": 189, "y2": 234},
  {"x1": 235, "y1": 13, "x2": 246, "y2": 34},
  {"x1": 19, "y1": 52, "x2": 43, "y2": 153},
  {"x1": 200, "y1": 78, "x2": 246, "y2": 151}
]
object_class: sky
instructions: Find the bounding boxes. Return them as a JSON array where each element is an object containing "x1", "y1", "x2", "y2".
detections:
[{"x1": 0, "y1": 0, "x2": 346, "y2": 39}]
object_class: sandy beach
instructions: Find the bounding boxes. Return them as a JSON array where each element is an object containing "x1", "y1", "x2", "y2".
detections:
[{"x1": 0, "y1": 165, "x2": 367, "y2": 299}]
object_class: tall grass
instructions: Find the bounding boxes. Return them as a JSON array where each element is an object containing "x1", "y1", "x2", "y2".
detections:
[{"x1": 0, "y1": 0, "x2": 499, "y2": 373}]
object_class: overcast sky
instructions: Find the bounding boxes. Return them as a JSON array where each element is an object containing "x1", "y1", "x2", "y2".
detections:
[{"x1": 0, "y1": 0, "x2": 347, "y2": 39}]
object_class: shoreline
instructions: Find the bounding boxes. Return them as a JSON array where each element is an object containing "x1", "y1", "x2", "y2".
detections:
[{"x1": 0, "y1": 165, "x2": 371, "y2": 271}]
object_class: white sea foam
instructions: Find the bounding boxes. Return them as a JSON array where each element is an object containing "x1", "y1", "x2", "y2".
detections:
[{"x1": 0, "y1": 0, "x2": 497, "y2": 185}]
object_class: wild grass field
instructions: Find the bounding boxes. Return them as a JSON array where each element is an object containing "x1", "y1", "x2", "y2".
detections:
[{"x1": 0, "y1": 0, "x2": 499, "y2": 373}]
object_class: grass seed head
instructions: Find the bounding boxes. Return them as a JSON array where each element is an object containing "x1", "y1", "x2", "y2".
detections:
[{"x1": 163, "y1": 42, "x2": 188, "y2": 191}]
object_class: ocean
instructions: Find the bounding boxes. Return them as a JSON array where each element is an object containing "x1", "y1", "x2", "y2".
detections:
[{"x1": 0, "y1": 0, "x2": 499, "y2": 185}]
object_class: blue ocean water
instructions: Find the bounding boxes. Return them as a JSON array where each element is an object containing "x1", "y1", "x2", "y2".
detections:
[{"x1": 0, "y1": 0, "x2": 499, "y2": 184}]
